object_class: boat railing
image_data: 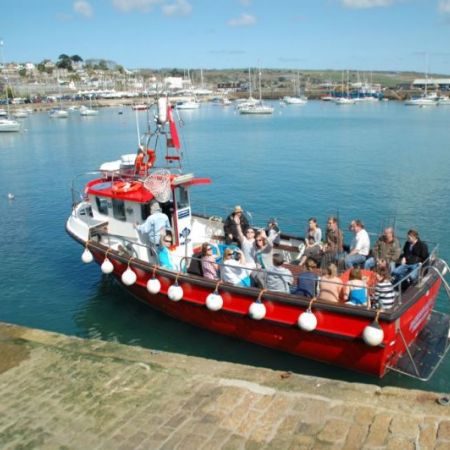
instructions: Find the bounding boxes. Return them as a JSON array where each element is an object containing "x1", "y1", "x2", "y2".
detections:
[
  {"x1": 70, "y1": 169, "x2": 143, "y2": 207},
  {"x1": 89, "y1": 228, "x2": 159, "y2": 262}
]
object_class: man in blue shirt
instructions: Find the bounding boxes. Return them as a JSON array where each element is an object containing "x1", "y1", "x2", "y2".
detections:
[{"x1": 135, "y1": 202, "x2": 171, "y2": 248}]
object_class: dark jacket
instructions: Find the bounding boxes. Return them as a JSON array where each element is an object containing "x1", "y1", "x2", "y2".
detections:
[
  {"x1": 293, "y1": 271, "x2": 318, "y2": 298},
  {"x1": 223, "y1": 213, "x2": 249, "y2": 244},
  {"x1": 401, "y1": 239, "x2": 429, "y2": 265}
]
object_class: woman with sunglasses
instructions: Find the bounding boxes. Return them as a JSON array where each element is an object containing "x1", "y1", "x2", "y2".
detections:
[
  {"x1": 158, "y1": 234, "x2": 177, "y2": 270},
  {"x1": 222, "y1": 248, "x2": 251, "y2": 287},
  {"x1": 201, "y1": 242, "x2": 220, "y2": 280}
]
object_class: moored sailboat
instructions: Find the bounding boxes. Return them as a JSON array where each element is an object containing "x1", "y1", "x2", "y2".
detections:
[{"x1": 0, "y1": 40, "x2": 20, "y2": 133}]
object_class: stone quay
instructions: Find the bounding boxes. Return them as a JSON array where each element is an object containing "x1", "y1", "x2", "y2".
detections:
[{"x1": 0, "y1": 321, "x2": 449, "y2": 449}]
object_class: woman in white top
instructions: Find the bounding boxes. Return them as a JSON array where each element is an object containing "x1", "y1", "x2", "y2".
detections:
[{"x1": 222, "y1": 248, "x2": 251, "y2": 287}]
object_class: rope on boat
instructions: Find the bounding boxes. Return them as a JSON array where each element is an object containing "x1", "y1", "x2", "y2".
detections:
[
  {"x1": 214, "y1": 280, "x2": 223, "y2": 294},
  {"x1": 256, "y1": 288, "x2": 268, "y2": 303}
]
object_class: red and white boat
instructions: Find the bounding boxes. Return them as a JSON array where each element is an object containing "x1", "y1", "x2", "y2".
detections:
[{"x1": 66, "y1": 98, "x2": 450, "y2": 379}]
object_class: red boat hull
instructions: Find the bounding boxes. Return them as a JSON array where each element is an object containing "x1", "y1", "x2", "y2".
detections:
[{"x1": 87, "y1": 245, "x2": 442, "y2": 378}]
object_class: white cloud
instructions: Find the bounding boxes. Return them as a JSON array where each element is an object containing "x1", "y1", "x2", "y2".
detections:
[
  {"x1": 74, "y1": 1, "x2": 93, "y2": 17},
  {"x1": 162, "y1": 0, "x2": 192, "y2": 16},
  {"x1": 112, "y1": 0, "x2": 163, "y2": 13},
  {"x1": 438, "y1": 0, "x2": 450, "y2": 13},
  {"x1": 228, "y1": 13, "x2": 257, "y2": 27},
  {"x1": 341, "y1": 0, "x2": 395, "y2": 8}
]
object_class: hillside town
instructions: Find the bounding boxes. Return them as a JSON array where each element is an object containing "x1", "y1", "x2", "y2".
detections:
[{"x1": 2, "y1": 54, "x2": 450, "y2": 106}]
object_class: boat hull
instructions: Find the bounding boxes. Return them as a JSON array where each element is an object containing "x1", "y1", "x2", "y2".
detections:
[{"x1": 75, "y1": 238, "x2": 444, "y2": 378}]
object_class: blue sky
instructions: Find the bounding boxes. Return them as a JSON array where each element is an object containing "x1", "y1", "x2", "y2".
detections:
[{"x1": 2, "y1": 0, "x2": 450, "y2": 74}]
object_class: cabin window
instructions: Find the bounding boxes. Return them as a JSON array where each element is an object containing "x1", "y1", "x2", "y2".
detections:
[
  {"x1": 112, "y1": 199, "x2": 126, "y2": 221},
  {"x1": 96, "y1": 197, "x2": 109, "y2": 215},
  {"x1": 175, "y1": 186, "x2": 190, "y2": 210}
]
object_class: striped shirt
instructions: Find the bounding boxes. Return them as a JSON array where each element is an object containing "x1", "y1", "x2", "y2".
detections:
[{"x1": 374, "y1": 281, "x2": 396, "y2": 309}]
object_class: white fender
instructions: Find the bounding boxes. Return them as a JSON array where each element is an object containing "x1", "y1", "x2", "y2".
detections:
[
  {"x1": 121, "y1": 266, "x2": 137, "y2": 286},
  {"x1": 81, "y1": 248, "x2": 93, "y2": 264},
  {"x1": 249, "y1": 302, "x2": 266, "y2": 320},
  {"x1": 101, "y1": 258, "x2": 114, "y2": 274},
  {"x1": 362, "y1": 321, "x2": 384, "y2": 346},
  {"x1": 206, "y1": 292, "x2": 223, "y2": 311},
  {"x1": 147, "y1": 278, "x2": 161, "y2": 294},
  {"x1": 298, "y1": 310, "x2": 317, "y2": 331},
  {"x1": 168, "y1": 283, "x2": 183, "y2": 302}
]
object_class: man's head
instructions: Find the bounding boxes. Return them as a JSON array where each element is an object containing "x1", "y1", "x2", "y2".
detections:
[
  {"x1": 352, "y1": 219, "x2": 364, "y2": 233},
  {"x1": 383, "y1": 227, "x2": 395, "y2": 242},
  {"x1": 272, "y1": 253, "x2": 284, "y2": 267},
  {"x1": 407, "y1": 229, "x2": 419, "y2": 243},
  {"x1": 150, "y1": 202, "x2": 161, "y2": 214},
  {"x1": 327, "y1": 216, "x2": 337, "y2": 230}
]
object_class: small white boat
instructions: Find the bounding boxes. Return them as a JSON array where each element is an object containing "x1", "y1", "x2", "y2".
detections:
[
  {"x1": 283, "y1": 72, "x2": 308, "y2": 105},
  {"x1": 437, "y1": 95, "x2": 450, "y2": 105},
  {"x1": 283, "y1": 96, "x2": 307, "y2": 105},
  {"x1": 334, "y1": 97, "x2": 356, "y2": 105},
  {"x1": 131, "y1": 104, "x2": 149, "y2": 111},
  {"x1": 49, "y1": 108, "x2": 69, "y2": 118},
  {"x1": 80, "y1": 105, "x2": 99, "y2": 116},
  {"x1": 0, "y1": 108, "x2": 7, "y2": 117},
  {"x1": 12, "y1": 109, "x2": 28, "y2": 118},
  {"x1": 404, "y1": 95, "x2": 438, "y2": 107},
  {"x1": 239, "y1": 102, "x2": 274, "y2": 115},
  {"x1": 176, "y1": 100, "x2": 200, "y2": 110},
  {"x1": 239, "y1": 69, "x2": 273, "y2": 115},
  {"x1": 0, "y1": 118, "x2": 21, "y2": 132}
]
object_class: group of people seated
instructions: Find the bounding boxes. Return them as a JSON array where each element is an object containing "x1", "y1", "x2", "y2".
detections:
[
  {"x1": 200, "y1": 206, "x2": 431, "y2": 311},
  {"x1": 137, "y1": 202, "x2": 430, "y2": 311}
]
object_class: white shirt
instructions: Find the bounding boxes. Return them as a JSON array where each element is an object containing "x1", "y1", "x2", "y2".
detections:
[
  {"x1": 222, "y1": 259, "x2": 249, "y2": 285},
  {"x1": 351, "y1": 229, "x2": 370, "y2": 256},
  {"x1": 136, "y1": 211, "x2": 170, "y2": 245}
]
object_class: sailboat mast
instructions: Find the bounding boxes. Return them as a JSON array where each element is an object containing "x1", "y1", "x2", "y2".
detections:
[
  {"x1": 0, "y1": 40, "x2": 10, "y2": 116},
  {"x1": 259, "y1": 70, "x2": 262, "y2": 102},
  {"x1": 248, "y1": 67, "x2": 252, "y2": 99}
]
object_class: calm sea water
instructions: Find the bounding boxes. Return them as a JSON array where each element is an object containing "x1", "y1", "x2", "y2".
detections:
[{"x1": 1, "y1": 101, "x2": 450, "y2": 392}]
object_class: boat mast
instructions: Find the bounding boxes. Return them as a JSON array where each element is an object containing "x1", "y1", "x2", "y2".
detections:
[
  {"x1": 248, "y1": 67, "x2": 253, "y2": 100},
  {"x1": 0, "y1": 39, "x2": 11, "y2": 117},
  {"x1": 258, "y1": 69, "x2": 262, "y2": 102}
]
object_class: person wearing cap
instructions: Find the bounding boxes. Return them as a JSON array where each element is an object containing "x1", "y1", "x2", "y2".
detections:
[
  {"x1": 223, "y1": 205, "x2": 250, "y2": 245},
  {"x1": 135, "y1": 201, "x2": 171, "y2": 247}
]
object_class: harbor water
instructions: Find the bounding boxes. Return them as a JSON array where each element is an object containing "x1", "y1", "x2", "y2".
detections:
[{"x1": 1, "y1": 100, "x2": 450, "y2": 392}]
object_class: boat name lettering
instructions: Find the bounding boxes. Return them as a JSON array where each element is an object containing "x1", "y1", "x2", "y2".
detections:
[
  {"x1": 178, "y1": 209, "x2": 190, "y2": 219},
  {"x1": 409, "y1": 302, "x2": 432, "y2": 334}
]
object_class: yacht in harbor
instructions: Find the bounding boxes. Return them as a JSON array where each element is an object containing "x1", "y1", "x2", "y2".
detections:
[
  {"x1": 239, "y1": 69, "x2": 274, "y2": 115},
  {"x1": 0, "y1": 40, "x2": 21, "y2": 132},
  {"x1": 283, "y1": 72, "x2": 308, "y2": 105},
  {"x1": 404, "y1": 92, "x2": 438, "y2": 107},
  {"x1": 49, "y1": 108, "x2": 69, "y2": 118}
]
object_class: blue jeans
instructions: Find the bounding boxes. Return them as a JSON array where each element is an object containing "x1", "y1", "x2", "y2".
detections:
[
  {"x1": 391, "y1": 263, "x2": 421, "y2": 285},
  {"x1": 364, "y1": 257, "x2": 396, "y2": 272},
  {"x1": 344, "y1": 253, "x2": 366, "y2": 269}
]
